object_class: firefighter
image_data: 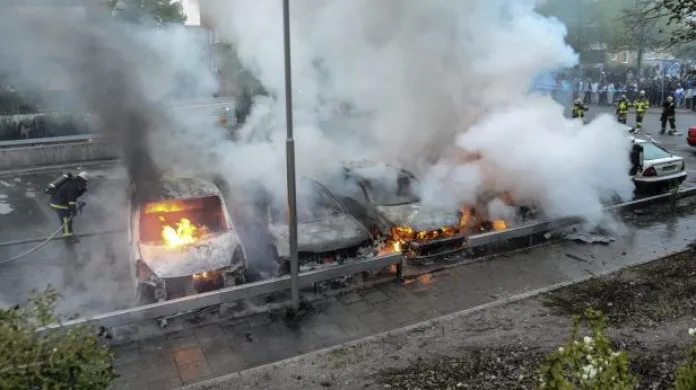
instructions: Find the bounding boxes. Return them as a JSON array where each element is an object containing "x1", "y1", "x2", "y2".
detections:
[
  {"x1": 630, "y1": 90, "x2": 649, "y2": 133},
  {"x1": 571, "y1": 98, "x2": 588, "y2": 120},
  {"x1": 49, "y1": 171, "x2": 88, "y2": 238},
  {"x1": 660, "y1": 95, "x2": 677, "y2": 135},
  {"x1": 616, "y1": 94, "x2": 631, "y2": 125}
]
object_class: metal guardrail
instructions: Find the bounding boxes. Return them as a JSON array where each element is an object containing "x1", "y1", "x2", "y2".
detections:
[
  {"x1": 37, "y1": 185, "x2": 696, "y2": 332},
  {"x1": 0, "y1": 134, "x2": 98, "y2": 148},
  {"x1": 0, "y1": 99, "x2": 236, "y2": 148},
  {"x1": 469, "y1": 186, "x2": 696, "y2": 248},
  {"x1": 39, "y1": 253, "x2": 401, "y2": 331}
]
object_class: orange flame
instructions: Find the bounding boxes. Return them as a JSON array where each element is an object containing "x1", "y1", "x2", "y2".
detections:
[
  {"x1": 162, "y1": 218, "x2": 201, "y2": 248},
  {"x1": 144, "y1": 201, "x2": 187, "y2": 214},
  {"x1": 492, "y1": 220, "x2": 507, "y2": 231},
  {"x1": 417, "y1": 273, "x2": 433, "y2": 284}
]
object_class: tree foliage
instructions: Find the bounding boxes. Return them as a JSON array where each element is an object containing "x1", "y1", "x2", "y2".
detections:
[
  {"x1": 110, "y1": 0, "x2": 187, "y2": 25},
  {"x1": 538, "y1": 0, "x2": 672, "y2": 67},
  {"x1": 0, "y1": 288, "x2": 116, "y2": 390},
  {"x1": 658, "y1": 0, "x2": 696, "y2": 44}
]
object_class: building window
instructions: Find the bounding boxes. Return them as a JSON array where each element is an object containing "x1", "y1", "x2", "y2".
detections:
[
  {"x1": 622, "y1": 51, "x2": 629, "y2": 64},
  {"x1": 611, "y1": 53, "x2": 618, "y2": 61}
]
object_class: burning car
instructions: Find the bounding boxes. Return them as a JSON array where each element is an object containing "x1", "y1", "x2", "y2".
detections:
[
  {"x1": 128, "y1": 175, "x2": 247, "y2": 303},
  {"x1": 258, "y1": 177, "x2": 374, "y2": 273},
  {"x1": 336, "y1": 160, "x2": 509, "y2": 262}
]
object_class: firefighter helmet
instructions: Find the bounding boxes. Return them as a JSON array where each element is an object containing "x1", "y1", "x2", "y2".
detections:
[
  {"x1": 621, "y1": 94, "x2": 627, "y2": 99},
  {"x1": 575, "y1": 98, "x2": 582, "y2": 105},
  {"x1": 77, "y1": 171, "x2": 89, "y2": 181},
  {"x1": 639, "y1": 90, "x2": 646, "y2": 96},
  {"x1": 667, "y1": 95, "x2": 674, "y2": 102}
]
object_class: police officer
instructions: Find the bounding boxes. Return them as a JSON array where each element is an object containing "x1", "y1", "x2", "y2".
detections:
[
  {"x1": 616, "y1": 94, "x2": 631, "y2": 125},
  {"x1": 571, "y1": 98, "x2": 589, "y2": 120},
  {"x1": 49, "y1": 171, "x2": 88, "y2": 238},
  {"x1": 660, "y1": 95, "x2": 677, "y2": 135},
  {"x1": 631, "y1": 90, "x2": 650, "y2": 133}
]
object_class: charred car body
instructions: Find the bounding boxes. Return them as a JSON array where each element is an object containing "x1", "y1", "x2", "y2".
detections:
[
  {"x1": 128, "y1": 175, "x2": 247, "y2": 302},
  {"x1": 335, "y1": 160, "x2": 515, "y2": 262},
  {"x1": 335, "y1": 161, "x2": 469, "y2": 261},
  {"x1": 255, "y1": 177, "x2": 373, "y2": 273}
]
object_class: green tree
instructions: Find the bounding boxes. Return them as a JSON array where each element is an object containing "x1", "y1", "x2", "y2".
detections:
[
  {"x1": 538, "y1": 0, "x2": 623, "y2": 63},
  {"x1": 616, "y1": 0, "x2": 672, "y2": 70},
  {"x1": 0, "y1": 288, "x2": 116, "y2": 389},
  {"x1": 657, "y1": 0, "x2": 696, "y2": 44},
  {"x1": 110, "y1": 0, "x2": 187, "y2": 25}
]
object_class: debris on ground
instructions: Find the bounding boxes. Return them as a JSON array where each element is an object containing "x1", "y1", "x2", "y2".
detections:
[
  {"x1": 563, "y1": 232, "x2": 615, "y2": 244},
  {"x1": 372, "y1": 250, "x2": 696, "y2": 390},
  {"x1": 543, "y1": 249, "x2": 696, "y2": 326}
]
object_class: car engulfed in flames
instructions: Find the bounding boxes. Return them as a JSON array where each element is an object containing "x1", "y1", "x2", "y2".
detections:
[
  {"x1": 336, "y1": 160, "x2": 512, "y2": 263},
  {"x1": 128, "y1": 176, "x2": 247, "y2": 303},
  {"x1": 377, "y1": 205, "x2": 508, "y2": 259}
]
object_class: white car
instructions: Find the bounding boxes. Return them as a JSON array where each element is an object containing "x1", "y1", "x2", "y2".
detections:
[
  {"x1": 630, "y1": 136, "x2": 687, "y2": 193},
  {"x1": 128, "y1": 175, "x2": 247, "y2": 303}
]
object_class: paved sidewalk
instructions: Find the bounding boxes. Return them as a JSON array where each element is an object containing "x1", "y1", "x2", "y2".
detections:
[{"x1": 111, "y1": 214, "x2": 695, "y2": 390}]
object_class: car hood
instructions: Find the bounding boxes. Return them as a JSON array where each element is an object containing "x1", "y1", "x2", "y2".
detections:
[
  {"x1": 269, "y1": 214, "x2": 370, "y2": 257},
  {"x1": 376, "y1": 204, "x2": 460, "y2": 231},
  {"x1": 138, "y1": 230, "x2": 240, "y2": 278}
]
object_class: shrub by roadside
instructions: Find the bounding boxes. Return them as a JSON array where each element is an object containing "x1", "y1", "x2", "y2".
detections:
[{"x1": 0, "y1": 287, "x2": 115, "y2": 390}]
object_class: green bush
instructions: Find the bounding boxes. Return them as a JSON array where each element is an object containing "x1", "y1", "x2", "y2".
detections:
[
  {"x1": 0, "y1": 288, "x2": 116, "y2": 390},
  {"x1": 674, "y1": 328, "x2": 696, "y2": 390},
  {"x1": 536, "y1": 308, "x2": 637, "y2": 390}
]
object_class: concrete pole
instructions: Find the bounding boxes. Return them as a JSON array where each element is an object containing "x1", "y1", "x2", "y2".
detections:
[{"x1": 282, "y1": 0, "x2": 300, "y2": 310}]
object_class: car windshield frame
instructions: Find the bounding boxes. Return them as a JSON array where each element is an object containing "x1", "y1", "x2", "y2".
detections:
[
  {"x1": 640, "y1": 142, "x2": 672, "y2": 161},
  {"x1": 360, "y1": 172, "x2": 421, "y2": 206}
]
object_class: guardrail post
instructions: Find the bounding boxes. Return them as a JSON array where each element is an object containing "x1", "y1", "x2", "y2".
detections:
[{"x1": 396, "y1": 256, "x2": 405, "y2": 282}]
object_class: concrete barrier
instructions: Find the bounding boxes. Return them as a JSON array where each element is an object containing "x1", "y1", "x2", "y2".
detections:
[{"x1": 0, "y1": 140, "x2": 119, "y2": 170}]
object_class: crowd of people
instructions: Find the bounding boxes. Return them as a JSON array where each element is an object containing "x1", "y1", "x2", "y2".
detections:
[{"x1": 536, "y1": 65, "x2": 696, "y2": 110}]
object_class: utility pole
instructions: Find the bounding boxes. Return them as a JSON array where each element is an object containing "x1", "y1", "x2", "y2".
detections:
[{"x1": 282, "y1": 0, "x2": 300, "y2": 310}]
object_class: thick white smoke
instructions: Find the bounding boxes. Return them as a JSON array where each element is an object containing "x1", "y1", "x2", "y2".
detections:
[{"x1": 203, "y1": 0, "x2": 634, "y2": 225}]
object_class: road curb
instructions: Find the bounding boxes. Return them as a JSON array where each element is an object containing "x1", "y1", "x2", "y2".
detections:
[{"x1": 178, "y1": 247, "x2": 694, "y2": 390}]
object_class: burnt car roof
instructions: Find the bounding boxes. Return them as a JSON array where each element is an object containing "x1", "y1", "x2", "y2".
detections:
[
  {"x1": 341, "y1": 160, "x2": 415, "y2": 180},
  {"x1": 148, "y1": 176, "x2": 222, "y2": 200}
]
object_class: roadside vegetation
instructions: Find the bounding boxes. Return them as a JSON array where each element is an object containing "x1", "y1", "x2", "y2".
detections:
[{"x1": 0, "y1": 288, "x2": 115, "y2": 390}]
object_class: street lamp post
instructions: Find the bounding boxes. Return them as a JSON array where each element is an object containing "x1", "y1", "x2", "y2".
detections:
[{"x1": 282, "y1": 0, "x2": 300, "y2": 310}]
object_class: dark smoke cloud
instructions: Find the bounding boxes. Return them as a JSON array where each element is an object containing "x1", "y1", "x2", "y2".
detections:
[{"x1": 0, "y1": 7, "x2": 176, "y2": 203}]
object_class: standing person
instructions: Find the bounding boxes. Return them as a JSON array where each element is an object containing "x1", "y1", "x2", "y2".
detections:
[
  {"x1": 660, "y1": 95, "x2": 677, "y2": 135},
  {"x1": 607, "y1": 82, "x2": 615, "y2": 106},
  {"x1": 599, "y1": 82, "x2": 608, "y2": 106},
  {"x1": 686, "y1": 86, "x2": 693, "y2": 110},
  {"x1": 584, "y1": 79, "x2": 592, "y2": 104},
  {"x1": 591, "y1": 80, "x2": 599, "y2": 105},
  {"x1": 631, "y1": 90, "x2": 650, "y2": 133},
  {"x1": 48, "y1": 172, "x2": 88, "y2": 239},
  {"x1": 616, "y1": 95, "x2": 631, "y2": 125},
  {"x1": 675, "y1": 84, "x2": 685, "y2": 107},
  {"x1": 571, "y1": 98, "x2": 589, "y2": 121}
]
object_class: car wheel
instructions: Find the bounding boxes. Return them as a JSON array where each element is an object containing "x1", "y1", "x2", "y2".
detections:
[{"x1": 135, "y1": 283, "x2": 155, "y2": 306}]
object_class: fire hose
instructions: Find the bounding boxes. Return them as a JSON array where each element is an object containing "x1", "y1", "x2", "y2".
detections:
[{"x1": 0, "y1": 202, "x2": 86, "y2": 266}]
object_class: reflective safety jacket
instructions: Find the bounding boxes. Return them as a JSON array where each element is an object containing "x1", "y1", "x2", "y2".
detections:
[
  {"x1": 49, "y1": 177, "x2": 87, "y2": 209},
  {"x1": 571, "y1": 103, "x2": 588, "y2": 118},
  {"x1": 616, "y1": 100, "x2": 631, "y2": 115},
  {"x1": 633, "y1": 98, "x2": 649, "y2": 114}
]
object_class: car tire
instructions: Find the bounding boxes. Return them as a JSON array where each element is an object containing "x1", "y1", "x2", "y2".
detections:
[{"x1": 135, "y1": 283, "x2": 155, "y2": 306}]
